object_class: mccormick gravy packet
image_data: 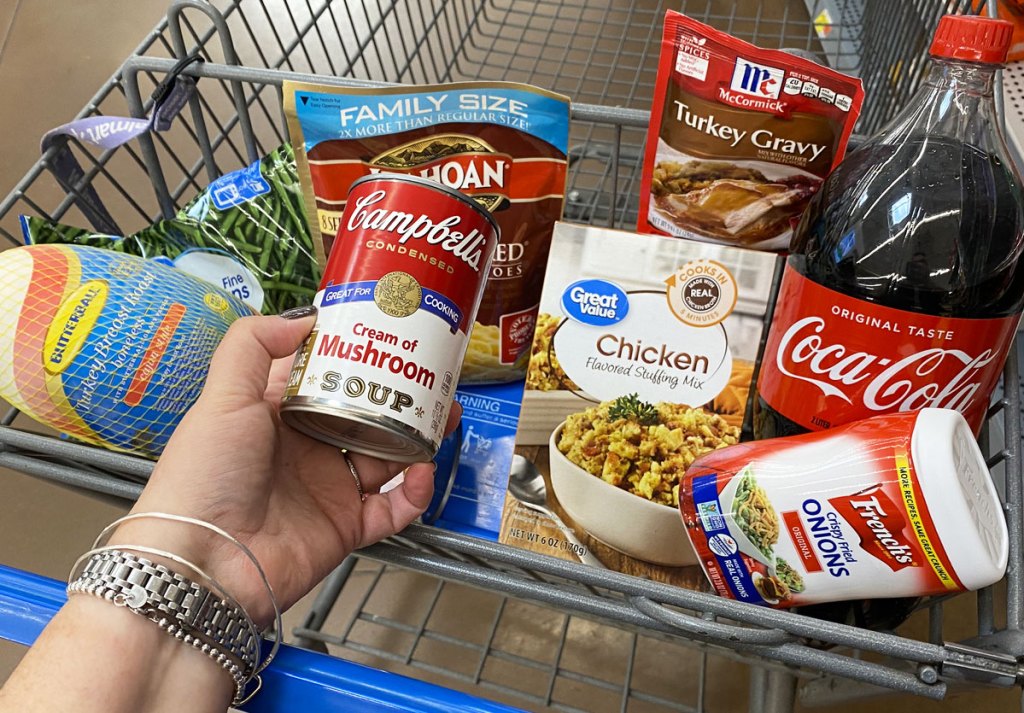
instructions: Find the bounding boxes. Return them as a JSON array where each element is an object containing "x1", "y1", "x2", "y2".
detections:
[
  {"x1": 284, "y1": 81, "x2": 571, "y2": 384},
  {"x1": 638, "y1": 11, "x2": 864, "y2": 251}
]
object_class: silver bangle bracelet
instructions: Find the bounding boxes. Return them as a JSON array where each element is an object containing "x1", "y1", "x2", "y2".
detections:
[
  {"x1": 77, "y1": 512, "x2": 283, "y2": 707},
  {"x1": 67, "y1": 548, "x2": 259, "y2": 705},
  {"x1": 94, "y1": 512, "x2": 282, "y2": 678}
]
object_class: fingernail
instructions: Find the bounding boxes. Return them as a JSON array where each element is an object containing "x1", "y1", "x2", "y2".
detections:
[{"x1": 279, "y1": 305, "x2": 317, "y2": 320}]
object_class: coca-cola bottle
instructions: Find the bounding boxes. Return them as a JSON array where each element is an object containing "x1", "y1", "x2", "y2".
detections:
[{"x1": 755, "y1": 15, "x2": 1024, "y2": 441}]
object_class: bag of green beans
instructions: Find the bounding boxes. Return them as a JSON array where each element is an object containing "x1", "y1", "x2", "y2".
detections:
[{"x1": 21, "y1": 143, "x2": 319, "y2": 315}]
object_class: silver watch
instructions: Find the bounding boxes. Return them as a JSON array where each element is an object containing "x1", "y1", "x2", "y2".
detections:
[{"x1": 68, "y1": 549, "x2": 260, "y2": 675}]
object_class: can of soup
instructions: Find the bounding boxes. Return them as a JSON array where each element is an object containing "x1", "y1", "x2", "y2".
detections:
[{"x1": 281, "y1": 174, "x2": 499, "y2": 462}]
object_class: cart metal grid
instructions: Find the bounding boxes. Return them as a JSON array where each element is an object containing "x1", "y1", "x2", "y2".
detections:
[
  {"x1": 1, "y1": 0, "x2": 1022, "y2": 711},
  {"x1": 0, "y1": 0, "x2": 983, "y2": 251}
]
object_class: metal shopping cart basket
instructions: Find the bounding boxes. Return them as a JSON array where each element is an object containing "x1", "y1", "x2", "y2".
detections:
[{"x1": 2, "y1": 1, "x2": 1023, "y2": 711}]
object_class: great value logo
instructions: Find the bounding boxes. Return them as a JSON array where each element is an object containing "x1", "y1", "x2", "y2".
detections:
[
  {"x1": 730, "y1": 57, "x2": 784, "y2": 99},
  {"x1": 561, "y1": 279, "x2": 629, "y2": 326}
]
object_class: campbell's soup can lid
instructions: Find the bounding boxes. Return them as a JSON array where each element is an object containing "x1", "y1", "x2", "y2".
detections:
[{"x1": 912, "y1": 408, "x2": 1008, "y2": 590}]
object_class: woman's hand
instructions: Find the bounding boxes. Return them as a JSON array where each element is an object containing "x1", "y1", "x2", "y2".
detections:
[{"x1": 114, "y1": 312, "x2": 459, "y2": 626}]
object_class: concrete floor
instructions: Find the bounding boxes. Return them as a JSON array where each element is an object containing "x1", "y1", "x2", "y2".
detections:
[{"x1": 0, "y1": 1, "x2": 1019, "y2": 711}]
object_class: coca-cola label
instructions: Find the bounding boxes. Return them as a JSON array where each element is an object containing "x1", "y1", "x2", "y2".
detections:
[
  {"x1": 680, "y1": 412, "x2": 964, "y2": 608},
  {"x1": 758, "y1": 264, "x2": 1020, "y2": 433}
]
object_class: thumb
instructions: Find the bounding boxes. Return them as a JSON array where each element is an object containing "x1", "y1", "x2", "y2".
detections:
[{"x1": 201, "y1": 313, "x2": 316, "y2": 406}]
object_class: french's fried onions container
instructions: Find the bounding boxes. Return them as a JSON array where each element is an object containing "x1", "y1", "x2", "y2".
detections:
[{"x1": 680, "y1": 409, "x2": 1007, "y2": 608}]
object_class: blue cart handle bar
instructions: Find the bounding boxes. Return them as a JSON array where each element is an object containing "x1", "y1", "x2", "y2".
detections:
[{"x1": 0, "y1": 563, "x2": 526, "y2": 713}]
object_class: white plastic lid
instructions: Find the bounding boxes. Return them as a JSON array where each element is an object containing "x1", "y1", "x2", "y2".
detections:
[{"x1": 911, "y1": 408, "x2": 1008, "y2": 591}]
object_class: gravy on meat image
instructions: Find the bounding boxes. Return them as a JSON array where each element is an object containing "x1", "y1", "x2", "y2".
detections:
[{"x1": 652, "y1": 160, "x2": 820, "y2": 245}]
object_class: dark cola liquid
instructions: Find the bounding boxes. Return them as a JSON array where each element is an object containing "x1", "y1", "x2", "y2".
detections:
[{"x1": 754, "y1": 135, "x2": 1024, "y2": 441}]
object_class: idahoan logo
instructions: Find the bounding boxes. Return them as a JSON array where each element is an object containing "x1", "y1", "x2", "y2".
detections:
[
  {"x1": 369, "y1": 134, "x2": 511, "y2": 213},
  {"x1": 43, "y1": 280, "x2": 108, "y2": 375}
]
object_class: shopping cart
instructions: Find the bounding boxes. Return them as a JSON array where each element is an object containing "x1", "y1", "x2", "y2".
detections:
[{"x1": 1, "y1": 1, "x2": 1022, "y2": 711}]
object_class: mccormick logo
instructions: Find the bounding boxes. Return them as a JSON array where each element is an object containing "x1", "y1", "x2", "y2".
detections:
[
  {"x1": 346, "y1": 189, "x2": 489, "y2": 272},
  {"x1": 730, "y1": 58, "x2": 784, "y2": 99},
  {"x1": 829, "y1": 485, "x2": 918, "y2": 571}
]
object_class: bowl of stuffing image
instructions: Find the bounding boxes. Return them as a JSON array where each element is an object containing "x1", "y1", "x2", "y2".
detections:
[{"x1": 548, "y1": 394, "x2": 740, "y2": 566}]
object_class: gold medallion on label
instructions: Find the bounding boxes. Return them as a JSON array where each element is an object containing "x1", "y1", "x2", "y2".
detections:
[
  {"x1": 204, "y1": 292, "x2": 230, "y2": 314},
  {"x1": 374, "y1": 271, "x2": 422, "y2": 318}
]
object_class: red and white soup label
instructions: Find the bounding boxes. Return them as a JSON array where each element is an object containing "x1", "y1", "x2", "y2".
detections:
[
  {"x1": 757, "y1": 264, "x2": 1020, "y2": 434},
  {"x1": 284, "y1": 177, "x2": 497, "y2": 449},
  {"x1": 680, "y1": 411, "x2": 966, "y2": 608}
]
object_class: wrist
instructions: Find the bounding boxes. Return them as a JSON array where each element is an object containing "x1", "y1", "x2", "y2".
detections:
[
  {"x1": 62, "y1": 595, "x2": 234, "y2": 708},
  {"x1": 69, "y1": 547, "x2": 264, "y2": 706}
]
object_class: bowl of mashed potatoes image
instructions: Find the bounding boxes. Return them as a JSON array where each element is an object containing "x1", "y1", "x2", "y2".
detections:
[{"x1": 548, "y1": 394, "x2": 740, "y2": 566}]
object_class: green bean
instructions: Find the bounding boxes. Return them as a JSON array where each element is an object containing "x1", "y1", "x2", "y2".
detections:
[
  {"x1": 256, "y1": 234, "x2": 275, "y2": 272},
  {"x1": 26, "y1": 144, "x2": 317, "y2": 317},
  {"x1": 275, "y1": 183, "x2": 307, "y2": 237},
  {"x1": 281, "y1": 239, "x2": 301, "y2": 276},
  {"x1": 261, "y1": 280, "x2": 315, "y2": 295},
  {"x1": 228, "y1": 227, "x2": 265, "y2": 254},
  {"x1": 218, "y1": 207, "x2": 242, "y2": 234},
  {"x1": 261, "y1": 290, "x2": 281, "y2": 314}
]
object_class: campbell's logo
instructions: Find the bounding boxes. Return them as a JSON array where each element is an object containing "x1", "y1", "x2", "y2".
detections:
[
  {"x1": 346, "y1": 188, "x2": 489, "y2": 272},
  {"x1": 730, "y1": 58, "x2": 784, "y2": 99},
  {"x1": 775, "y1": 315, "x2": 995, "y2": 416},
  {"x1": 43, "y1": 281, "x2": 108, "y2": 375},
  {"x1": 829, "y1": 485, "x2": 918, "y2": 571}
]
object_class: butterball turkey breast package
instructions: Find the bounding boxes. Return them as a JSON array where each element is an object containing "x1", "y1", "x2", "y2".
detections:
[
  {"x1": 284, "y1": 81, "x2": 570, "y2": 384},
  {"x1": 638, "y1": 11, "x2": 864, "y2": 251}
]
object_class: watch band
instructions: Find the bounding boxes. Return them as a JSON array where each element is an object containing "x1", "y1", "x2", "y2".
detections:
[{"x1": 68, "y1": 550, "x2": 259, "y2": 676}]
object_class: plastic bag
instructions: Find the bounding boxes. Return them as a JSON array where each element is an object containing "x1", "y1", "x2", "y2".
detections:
[{"x1": 22, "y1": 143, "x2": 319, "y2": 314}]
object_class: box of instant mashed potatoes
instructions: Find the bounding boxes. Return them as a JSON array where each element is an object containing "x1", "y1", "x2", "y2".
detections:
[{"x1": 501, "y1": 222, "x2": 778, "y2": 586}]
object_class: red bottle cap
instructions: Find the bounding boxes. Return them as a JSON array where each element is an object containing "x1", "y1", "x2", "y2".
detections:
[{"x1": 929, "y1": 15, "x2": 1013, "y2": 64}]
